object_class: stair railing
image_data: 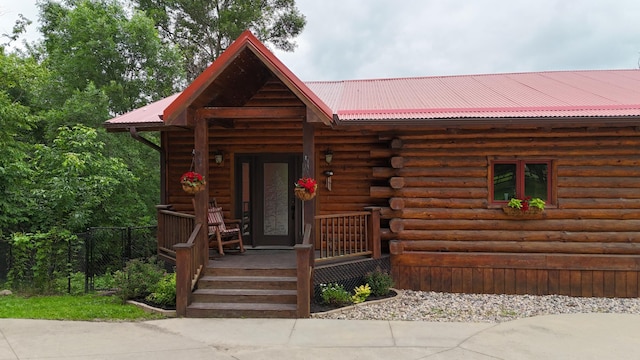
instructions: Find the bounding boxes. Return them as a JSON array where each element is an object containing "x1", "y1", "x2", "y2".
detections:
[{"x1": 157, "y1": 205, "x2": 206, "y2": 317}]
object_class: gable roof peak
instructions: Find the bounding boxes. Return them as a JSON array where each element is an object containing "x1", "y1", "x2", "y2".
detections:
[{"x1": 162, "y1": 30, "x2": 333, "y2": 126}]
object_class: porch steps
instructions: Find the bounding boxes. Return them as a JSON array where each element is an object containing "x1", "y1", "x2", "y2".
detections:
[{"x1": 186, "y1": 266, "x2": 299, "y2": 318}]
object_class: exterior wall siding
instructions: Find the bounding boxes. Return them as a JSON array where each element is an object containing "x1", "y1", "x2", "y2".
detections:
[{"x1": 383, "y1": 127, "x2": 640, "y2": 297}]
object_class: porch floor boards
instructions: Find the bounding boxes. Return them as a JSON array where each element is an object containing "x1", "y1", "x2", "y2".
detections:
[{"x1": 207, "y1": 249, "x2": 297, "y2": 269}]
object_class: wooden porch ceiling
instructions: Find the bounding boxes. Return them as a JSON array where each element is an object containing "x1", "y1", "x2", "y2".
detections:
[{"x1": 191, "y1": 49, "x2": 272, "y2": 110}]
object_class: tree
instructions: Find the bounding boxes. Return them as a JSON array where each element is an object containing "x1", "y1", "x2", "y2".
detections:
[
  {"x1": 39, "y1": 0, "x2": 185, "y2": 114},
  {"x1": 134, "y1": 0, "x2": 306, "y2": 80},
  {"x1": 30, "y1": 125, "x2": 145, "y2": 233},
  {"x1": 0, "y1": 50, "x2": 42, "y2": 236}
]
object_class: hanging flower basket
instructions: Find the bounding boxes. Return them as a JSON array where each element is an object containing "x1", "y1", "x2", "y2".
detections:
[
  {"x1": 180, "y1": 171, "x2": 206, "y2": 194},
  {"x1": 294, "y1": 177, "x2": 317, "y2": 201}
]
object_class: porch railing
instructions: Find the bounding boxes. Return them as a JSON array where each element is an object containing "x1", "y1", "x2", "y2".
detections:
[
  {"x1": 157, "y1": 205, "x2": 206, "y2": 316},
  {"x1": 314, "y1": 207, "x2": 381, "y2": 262}
]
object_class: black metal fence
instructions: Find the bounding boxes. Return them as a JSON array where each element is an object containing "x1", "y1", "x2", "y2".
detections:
[
  {"x1": 1, "y1": 226, "x2": 157, "y2": 293},
  {"x1": 80, "y1": 226, "x2": 157, "y2": 291}
]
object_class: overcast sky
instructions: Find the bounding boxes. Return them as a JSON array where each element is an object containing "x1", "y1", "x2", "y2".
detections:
[{"x1": 2, "y1": 0, "x2": 639, "y2": 81}]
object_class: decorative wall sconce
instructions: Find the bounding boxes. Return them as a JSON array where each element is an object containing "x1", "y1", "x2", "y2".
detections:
[
  {"x1": 324, "y1": 149, "x2": 333, "y2": 164},
  {"x1": 214, "y1": 151, "x2": 224, "y2": 165}
]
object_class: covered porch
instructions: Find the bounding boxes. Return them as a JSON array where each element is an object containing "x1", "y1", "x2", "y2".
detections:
[{"x1": 157, "y1": 205, "x2": 382, "y2": 317}]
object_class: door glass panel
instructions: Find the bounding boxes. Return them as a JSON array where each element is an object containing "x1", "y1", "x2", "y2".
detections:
[
  {"x1": 241, "y1": 162, "x2": 251, "y2": 239},
  {"x1": 493, "y1": 163, "x2": 516, "y2": 201},
  {"x1": 525, "y1": 163, "x2": 548, "y2": 200},
  {"x1": 263, "y1": 163, "x2": 289, "y2": 236}
]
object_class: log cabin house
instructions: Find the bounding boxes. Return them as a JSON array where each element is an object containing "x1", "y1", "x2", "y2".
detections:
[{"x1": 105, "y1": 30, "x2": 640, "y2": 317}]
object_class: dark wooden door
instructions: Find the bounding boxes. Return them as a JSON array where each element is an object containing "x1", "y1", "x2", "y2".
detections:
[{"x1": 236, "y1": 154, "x2": 299, "y2": 247}]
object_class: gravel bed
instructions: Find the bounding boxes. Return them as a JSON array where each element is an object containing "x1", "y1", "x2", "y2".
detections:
[{"x1": 311, "y1": 290, "x2": 640, "y2": 323}]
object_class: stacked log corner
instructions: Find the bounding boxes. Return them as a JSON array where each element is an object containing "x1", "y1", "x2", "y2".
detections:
[{"x1": 382, "y1": 129, "x2": 640, "y2": 298}]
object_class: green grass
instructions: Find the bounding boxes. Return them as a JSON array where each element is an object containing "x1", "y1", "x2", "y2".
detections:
[{"x1": 0, "y1": 294, "x2": 165, "y2": 321}]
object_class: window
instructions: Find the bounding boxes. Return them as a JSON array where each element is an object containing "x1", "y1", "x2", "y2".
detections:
[{"x1": 491, "y1": 160, "x2": 550, "y2": 203}]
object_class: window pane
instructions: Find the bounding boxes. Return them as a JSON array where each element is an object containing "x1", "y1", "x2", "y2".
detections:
[
  {"x1": 493, "y1": 163, "x2": 516, "y2": 201},
  {"x1": 263, "y1": 163, "x2": 289, "y2": 236},
  {"x1": 524, "y1": 163, "x2": 548, "y2": 200}
]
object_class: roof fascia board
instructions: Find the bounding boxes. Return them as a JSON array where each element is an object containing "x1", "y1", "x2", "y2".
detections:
[{"x1": 333, "y1": 116, "x2": 640, "y2": 129}]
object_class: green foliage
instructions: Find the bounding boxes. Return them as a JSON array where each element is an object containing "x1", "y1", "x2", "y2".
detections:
[
  {"x1": 7, "y1": 229, "x2": 81, "y2": 294},
  {"x1": 320, "y1": 283, "x2": 352, "y2": 307},
  {"x1": 529, "y1": 197, "x2": 546, "y2": 210},
  {"x1": 54, "y1": 272, "x2": 85, "y2": 295},
  {"x1": 507, "y1": 197, "x2": 523, "y2": 209},
  {"x1": 30, "y1": 125, "x2": 145, "y2": 232},
  {"x1": 0, "y1": 294, "x2": 163, "y2": 320},
  {"x1": 54, "y1": 271, "x2": 117, "y2": 295},
  {"x1": 39, "y1": 0, "x2": 184, "y2": 114},
  {"x1": 351, "y1": 283, "x2": 371, "y2": 304},
  {"x1": 364, "y1": 269, "x2": 395, "y2": 297},
  {"x1": 135, "y1": 0, "x2": 306, "y2": 80},
  {"x1": 146, "y1": 272, "x2": 176, "y2": 307},
  {"x1": 113, "y1": 258, "x2": 165, "y2": 303}
]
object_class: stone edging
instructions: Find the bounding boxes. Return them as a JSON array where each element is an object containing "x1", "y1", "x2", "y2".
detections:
[
  {"x1": 127, "y1": 300, "x2": 177, "y2": 318},
  {"x1": 310, "y1": 288, "x2": 401, "y2": 317}
]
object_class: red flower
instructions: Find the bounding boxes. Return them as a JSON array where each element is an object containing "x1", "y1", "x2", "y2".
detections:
[
  {"x1": 180, "y1": 171, "x2": 205, "y2": 186},
  {"x1": 295, "y1": 177, "x2": 317, "y2": 194}
]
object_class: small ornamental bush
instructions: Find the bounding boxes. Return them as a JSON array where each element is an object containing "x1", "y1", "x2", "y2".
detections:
[
  {"x1": 364, "y1": 268, "x2": 395, "y2": 297},
  {"x1": 114, "y1": 258, "x2": 164, "y2": 303},
  {"x1": 320, "y1": 283, "x2": 351, "y2": 306},
  {"x1": 146, "y1": 272, "x2": 176, "y2": 307},
  {"x1": 351, "y1": 283, "x2": 371, "y2": 304}
]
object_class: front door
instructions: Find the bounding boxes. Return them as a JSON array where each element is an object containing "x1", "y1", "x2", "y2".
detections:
[{"x1": 236, "y1": 154, "x2": 300, "y2": 247}]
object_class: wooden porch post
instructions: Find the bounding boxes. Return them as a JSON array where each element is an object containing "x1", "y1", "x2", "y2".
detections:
[
  {"x1": 302, "y1": 113, "x2": 316, "y2": 243},
  {"x1": 366, "y1": 207, "x2": 382, "y2": 259},
  {"x1": 174, "y1": 243, "x2": 190, "y2": 317},
  {"x1": 194, "y1": 116, "x2": 209, "y2": 266}
]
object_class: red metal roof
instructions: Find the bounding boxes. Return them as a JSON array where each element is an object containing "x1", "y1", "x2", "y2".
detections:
[
  {"x1": 104, "y1": 93, "x2": 179, "y2": 129},
  {"x1": 306, "y1": 70, "x2": 640, "y2": 123},
  {"x1": 104, "y1": 30, "x2": 640, "y2": 130}
]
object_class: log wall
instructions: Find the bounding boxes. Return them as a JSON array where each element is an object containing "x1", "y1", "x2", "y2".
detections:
[{"x1": 382, "y1": 127, "x2": 640, "y2": 297}]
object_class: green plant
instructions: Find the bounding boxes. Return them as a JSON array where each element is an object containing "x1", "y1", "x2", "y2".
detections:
[
  {"x1": 146, "y1": 272, "x2": 176, "y2": 307},
  {"x1": 319, "y1": 283, "x2": 352, "y2": 306},
  {"x1": 113, "y1": 258, "x2": 164, "y2": 303},
  {"x1": 351, "y1": 283, "x2": 371, "y2": 304},
  {"x1": 364, "y1": 268, "x2": 395, "y2": 297},
  {"x1": 507, "y1": 196, "x2": 545, "y2": 211},
  {"x1": 7, "y1": 229, "x2": 81, "y2": 294}
]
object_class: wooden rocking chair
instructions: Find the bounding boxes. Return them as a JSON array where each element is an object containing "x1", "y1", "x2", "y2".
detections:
[{"x1": 193, "y1": 199, "x2": 245, "y2": 255}]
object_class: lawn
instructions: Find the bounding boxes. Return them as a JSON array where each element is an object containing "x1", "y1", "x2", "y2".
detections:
[{"x1": 0, "y1": 294, "x2": 164, "y2": 321}]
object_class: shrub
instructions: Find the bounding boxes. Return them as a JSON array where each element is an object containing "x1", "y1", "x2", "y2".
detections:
[
  {"x1": 146, "y1": 272, "x2": 176, "y2": 307},
  {"x1": 113, "y1": 258, "x2": 164, "y2": 303},
  {"x1": 351, "y1": 283, "x2": 371, "y2": 304},
  {"x1": 54, "y1": 272, "x2": 85, "y2": 295},
  {"x1": 320, "y1": 283, "x2": 351, "y2": 306},
  {"x1": 7, "y1": 229, "x2": 81, "y2": 294},
  {"x1": 364, "y1": 268, "x2": 395, "y2": 297}
]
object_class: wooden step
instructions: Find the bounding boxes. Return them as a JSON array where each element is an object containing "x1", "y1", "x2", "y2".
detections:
[
  {"x1": 197, "y1": 275, "x2": 297, "y2": 290},
  {"x1": 192, "y1": 288, "x2": 297, "y2": 304},
  {"x1": 186, "y1": 302, "x2": 297, "y2": 318},
  {"x1": 205, "y1": 267, "x2": 296, "y2": 277}
]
